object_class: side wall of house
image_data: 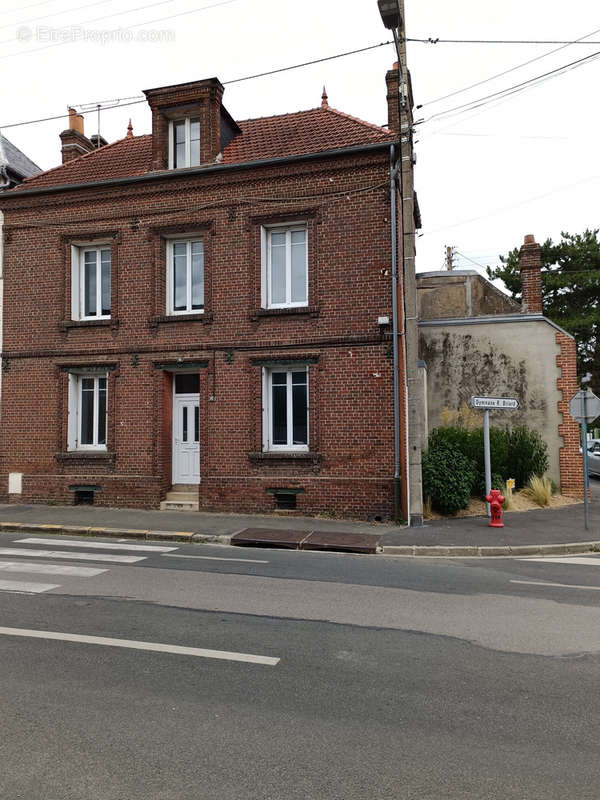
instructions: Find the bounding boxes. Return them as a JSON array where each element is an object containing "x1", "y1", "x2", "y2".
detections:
[
  {"x1": 419, "y1": 319, "x2": 572, "y2": 488},
  {"x1": 0, "y1": 151, "x2": 401, "y2": 519}
]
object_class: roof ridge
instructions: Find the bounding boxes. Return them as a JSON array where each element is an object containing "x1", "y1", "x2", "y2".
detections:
[
  {"x1": 236, "y1": 105, "x2": 392, "y2": 137},
  {"x1": 236, "y1": 107, "x2": 323, "y2": 125},
  {"x1": 21, "y1": 133, "x2": 151, "y2": 186},
  {"x1": 322, "y1": 105, "x2": 392, "y2": 135}
]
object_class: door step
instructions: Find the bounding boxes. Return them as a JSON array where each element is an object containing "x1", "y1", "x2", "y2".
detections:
[
  {"x1": 160, "y1": 489, "x2": 198, "y2": 512},
  {"x1": 160, "y1": 500, "x2": 199, "y2": 512}
]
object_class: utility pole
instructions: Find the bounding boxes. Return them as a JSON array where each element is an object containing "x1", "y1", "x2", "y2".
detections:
[
  {"x1": 378, "y1": 0, "x2": 423, "y2": 526},
  {"x1": 445, "y1": 245, "x2": 455, "y2": 270}
]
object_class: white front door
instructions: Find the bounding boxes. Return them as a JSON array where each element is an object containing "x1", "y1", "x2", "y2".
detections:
[{"x1": 172, "y1": 394, "x2": 200, "y2": 484}]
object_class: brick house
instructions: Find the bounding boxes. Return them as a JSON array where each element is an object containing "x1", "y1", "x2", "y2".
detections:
[{"x1": 0, "y1": 69, "x2": 420, "y2": 520}]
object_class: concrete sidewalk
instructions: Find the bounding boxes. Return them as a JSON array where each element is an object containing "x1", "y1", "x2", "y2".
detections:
[{"x1": 0, "y1": 493, "x2": 597, "y2": 556}]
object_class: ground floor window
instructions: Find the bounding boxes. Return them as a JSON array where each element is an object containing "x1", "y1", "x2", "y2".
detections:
[
  {"x1": 68, "y1": 373, "x2": 107, "y2": 450},
  {"x1": 263, "y1": 367, "x2": 308, "y2": 451}
]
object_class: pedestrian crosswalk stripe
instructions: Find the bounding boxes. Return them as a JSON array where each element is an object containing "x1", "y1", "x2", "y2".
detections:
[
  {"x1": 17, "y1": 537, "x2": 177, "y2": 553},
  {"x1": 0, "y1": 547, "x2": 145, "y2": 564},
  {"x1": 520, "y1": 556, "x2": 600, "y2": 566},
  {"x1": 0, "y1": 626, "x2": 281, "y2": 665},
  {"x1": 0, "y1": 560, "x2": 107, "y2": 577},
  {"x1": 0, "y1": 579, "x2": 59, "y2": 594}
]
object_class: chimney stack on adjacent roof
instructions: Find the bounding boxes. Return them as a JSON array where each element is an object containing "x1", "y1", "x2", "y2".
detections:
[
  {"x1": 519, "y1": 234, "x2": 543, "y2": 314},
  {"x1": 59, "y1": 108, "x2": 96, "y2": 164},
  {"x1": 385, "y1": 62, "x2": 400, "y2": 133}
]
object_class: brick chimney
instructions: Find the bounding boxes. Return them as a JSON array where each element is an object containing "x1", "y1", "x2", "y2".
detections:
[
  {"x1": 60, "y1": 108, "x2": 96, "y2": 164},
  {"x1": 519, "y1": 233, "x2": 543, "y2": 314},
  {"x1": 385, "y1": 62, "x2": 400, "y2": 132}
]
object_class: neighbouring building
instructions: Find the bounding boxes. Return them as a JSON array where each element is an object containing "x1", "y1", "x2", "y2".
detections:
[
  {"x1": 417, "y1": 234, "x2": 583, "y2": 495},
  {"x1": 0, "y1": 69, "x2": 422, "y2": 521},
  {"x1": 0, "y1": 134, "x2": 41, "y2": 191}
]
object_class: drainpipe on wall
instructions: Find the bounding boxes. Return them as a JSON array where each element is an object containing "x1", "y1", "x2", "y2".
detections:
[
  {"x1": 389, "y1": 144, "x2": 402, "y2": 524},
  {"x1": 0, "y1": 209, "x2": 4, "y2": 414}
]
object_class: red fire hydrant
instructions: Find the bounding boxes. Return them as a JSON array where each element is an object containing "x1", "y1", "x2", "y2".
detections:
[{"x1": 486, "y1": 489, "x2": 505, "y2": 528}]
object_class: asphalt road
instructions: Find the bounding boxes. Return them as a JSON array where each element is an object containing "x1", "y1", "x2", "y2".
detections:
[{"x1": 2, "y1": 532, "x2": 600, "y2": 799}]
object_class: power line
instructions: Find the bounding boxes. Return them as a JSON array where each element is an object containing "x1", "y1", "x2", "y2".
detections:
[
  {"x1": 0, "y1": 39, "x2": 394, "y2": 130},
  {"x1": 417, "y1": 26, "x2": 600, "y2": 108},
  {"x1": 408, "y1": 37, "x2": 600, "y2": 45},
  {"x1": 0, "y1": 0, "x2": 237, "y2": 58},
  {"x1": 0, "y1": 0, "x2": 114, "y2": 34},
  {"x1": 0, "y1": 0, "x2": 61, "y2": 16},
  {"x1": 422, "y1": 46, "x2": 600, "y2": 125}
]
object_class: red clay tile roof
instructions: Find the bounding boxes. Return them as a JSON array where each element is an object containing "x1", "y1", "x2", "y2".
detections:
[{"x1": 16, "y1": 105, "x2": 393, "y2": 191}]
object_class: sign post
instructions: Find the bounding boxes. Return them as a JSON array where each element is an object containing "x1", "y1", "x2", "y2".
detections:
[
  {"x1": 569, "y1": 389, "x2": 600, "y2": 531},
  {"x1": 471, "y1": 397, "x2": 520, "y2": 517}
]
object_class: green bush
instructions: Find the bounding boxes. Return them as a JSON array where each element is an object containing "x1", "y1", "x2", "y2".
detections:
[
  {"x1": 425, "y1": 425, "x2": 549, "y2": 505},
  {"x1": 506, "y1": 426, "x2": 548, "y2": 488},
  {"x1": 422, "y1": 443, "x2": 476, "y2": 515}
]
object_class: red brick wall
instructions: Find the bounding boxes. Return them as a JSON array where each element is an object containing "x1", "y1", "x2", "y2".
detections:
[
  {"x1": 556, "y1": 330, "x2": 584, "y2": 497},
  {"x1": 0, "y1": 149, "x2": 405, "y2": 519}
]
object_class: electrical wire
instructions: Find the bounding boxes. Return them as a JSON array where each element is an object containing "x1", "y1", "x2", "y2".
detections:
[
  {"x1": 0, "y1": 0, "x2": 116, "y2": 33},
  {"x1": 422, "y1": 47, "x2": 600, "y2": 125},
  {"x1": 408, "y1": 37, "x2": 600, "y2": 45},
  {"x1": 0, "y1": 0, "x2": 237, "y2": 56},
  {"x1": 416, "y1": 26, "x2": 600, "y2": 108},
  {"x1": 0, "y1": 39, "x2": 394, "y2": 130},
  {"x1": 0, "y1": 0, "x2": 62, "y2": 16}
]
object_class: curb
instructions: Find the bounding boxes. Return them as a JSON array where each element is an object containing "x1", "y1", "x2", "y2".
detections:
[
  {"x1": 1, "y1": 520, "x2": 598, "y2": 558},
  {"x1": 382, "y1": 541, "x2": 600, "y2": 557},
  {"x1": 0, "y1": 522, "x2": 231, "y2": 546}
]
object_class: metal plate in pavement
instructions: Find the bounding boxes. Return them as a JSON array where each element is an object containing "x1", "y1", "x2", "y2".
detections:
[{"x1": 231, "y1": 528, "x2": 310, "y2": 549}]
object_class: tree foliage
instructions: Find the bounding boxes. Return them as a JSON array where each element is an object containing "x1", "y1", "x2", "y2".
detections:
[{"x1": 487, "y1": 230, "x2": 600, "y2": 399}]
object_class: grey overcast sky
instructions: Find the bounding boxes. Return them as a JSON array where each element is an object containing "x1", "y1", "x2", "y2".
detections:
[{"x1": 1, "y1": 0, "x2": 598, "y2": 277}]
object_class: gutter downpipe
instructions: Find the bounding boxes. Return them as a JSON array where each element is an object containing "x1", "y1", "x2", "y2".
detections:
[{"x1": 390, "y1": 144, "x2": 401, "y2": 524}]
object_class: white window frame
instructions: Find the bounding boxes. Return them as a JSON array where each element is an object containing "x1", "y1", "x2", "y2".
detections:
[
  {"x1": 165, "y1": 235, "x2": 205, "y2": 315},
  {"x1": 67, "y1": 372, "x2": 108, "y2": 452},
  {"x1": 262, "y1": 366, "x2": 309, "y2": 452},
  {"x1": 168, "y1": 117, "x2": 201, "y2": 169},
  {"x1": 70, "y1": 242, "x2": 111, "y2": 321},
  {"x1": 261, "y1": 223, "x2": 308, "y2": 309}
]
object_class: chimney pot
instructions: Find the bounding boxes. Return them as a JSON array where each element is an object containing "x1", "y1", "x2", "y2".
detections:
[{"x1": 524, "y1": 234, "x2": 535, "y2": 245}]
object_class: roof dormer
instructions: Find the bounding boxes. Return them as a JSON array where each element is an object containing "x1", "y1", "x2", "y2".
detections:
[{"x1": 143, "y1": 77, "x2": 240, "y2": 171}]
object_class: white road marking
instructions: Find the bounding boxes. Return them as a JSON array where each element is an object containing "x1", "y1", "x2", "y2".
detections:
[
  {"x1": 0, "y1": 548, "x2": 145, "y2": 564},
  {"x1": 511, "y1": 579, "x2": 600, "y2": 591},
  {"x1": 17, "y1": 537, "x2": 176, "y2": 553},
  {"x1": 161, "y1": 553, "x2": 269, "y2": 564},
  {"x1": 520, "y1": 557, "x2": 600, "y2": 566},
  {"x1": 0, "y1": 626, "x2": 280, "y2": 666},
  {"x1": 0, "y1": 560, "x2": 107, "y2": 577},
  {"x1": 0, "y1": 579, "x2": 59, "y2": 593}
]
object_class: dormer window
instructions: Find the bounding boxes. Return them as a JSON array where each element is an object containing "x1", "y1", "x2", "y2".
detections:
[{"x1": 169, "y1": 118, "x2": 200, "y2": 169}]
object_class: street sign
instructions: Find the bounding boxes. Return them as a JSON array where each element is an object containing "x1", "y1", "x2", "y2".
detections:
[
  {"x1": 470, "y1": 397, "x2": 519, "y2": 518},
  {"x1": 471, "y1": 396, "x2": 519, "y2": 410},
  {"x1": 569, "y1": 390, "x2": 600, "y2": 424}
]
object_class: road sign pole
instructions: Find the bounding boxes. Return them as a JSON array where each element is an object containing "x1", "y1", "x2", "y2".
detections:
[
  {"x1": 582, "y1": 393, "x2": 589, "y2": 531},
  {"x1": 483, "y1": 409, "x2": 491, "y2": 518}
]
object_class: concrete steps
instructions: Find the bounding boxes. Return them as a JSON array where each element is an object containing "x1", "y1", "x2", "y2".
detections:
[{"x1": 160, "y1": 486, "x2": 199, "y2": 512}]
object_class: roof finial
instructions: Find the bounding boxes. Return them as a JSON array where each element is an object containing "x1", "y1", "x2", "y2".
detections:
[
  {"x1": 321, "y1": 86, "x2": 329, "y2": 108},
  {"x1": 126, "y1": 119, "x2": 133, "y2": 138}
]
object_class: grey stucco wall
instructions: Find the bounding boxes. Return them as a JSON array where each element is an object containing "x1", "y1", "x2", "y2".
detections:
[{"x1": 419, "y1": 319, "x2": 563, "y2": 485}]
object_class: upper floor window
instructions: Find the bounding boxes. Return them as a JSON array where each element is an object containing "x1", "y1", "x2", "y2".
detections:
[
  {"x1": 166, "y1": 238, "x2": 204, "y2": 314},
  {"x1": 169, "y1": 118, "x2": 200, "y2": 169},
  {"x1": 71, "y1": 244, "x2": 111, "y2": 320},
  {"x1": 262, "y1": 224, "x2": 308, "y2": 309}
]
